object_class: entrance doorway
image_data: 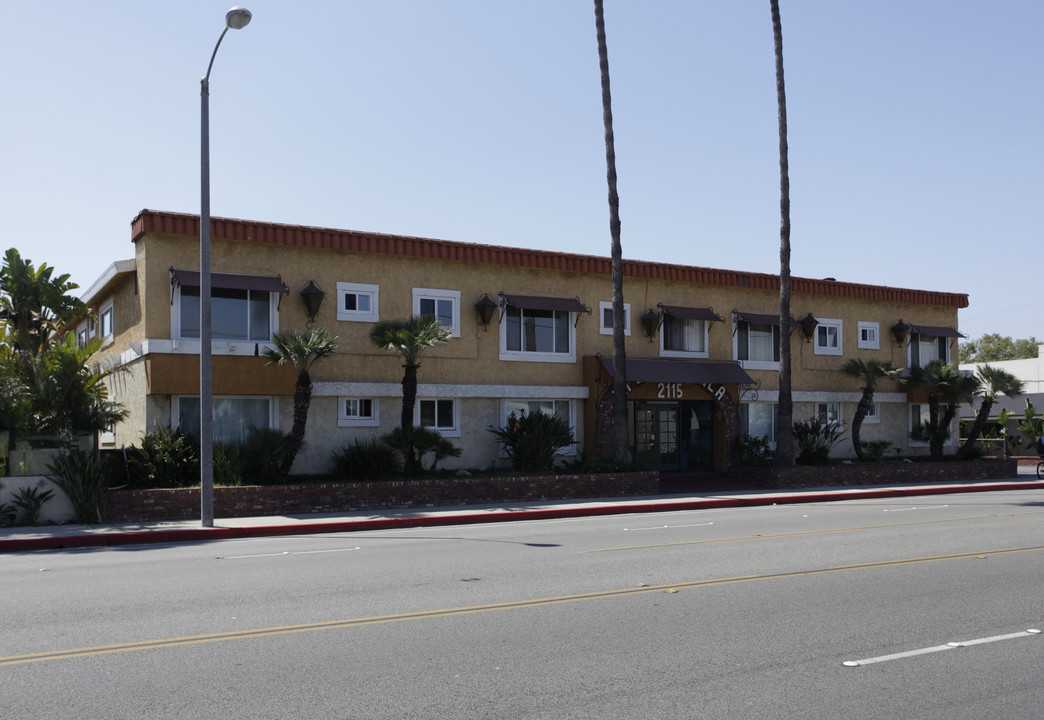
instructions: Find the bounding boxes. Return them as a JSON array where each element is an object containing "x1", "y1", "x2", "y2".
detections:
[{"x1": 634, "y1": 400, "x2": 714, "y2": 471}]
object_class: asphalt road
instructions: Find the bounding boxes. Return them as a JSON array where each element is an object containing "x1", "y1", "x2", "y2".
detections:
[{"x1": 4, "y1": 489, "x2": 1043, "y2": 719}]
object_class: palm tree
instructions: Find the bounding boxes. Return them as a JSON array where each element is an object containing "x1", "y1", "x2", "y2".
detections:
[
  {"x1": 770, "y1": 0, "x2": 794, "y2": 467},
  {"x1": 0, "y1": 248, "x2": 86, "y2": 356},
  {"x1": 908, "y1": 360, "x2": 978, "y2": 460},
  {"x1": 840, "y1": 358, "x2": 902, "y2": 461},
  {"x1": 593, "y1": 0, "x2": 630, "y2": 460},
  {"x1": 957, "y1": 365, "x2": 1023, "y2": 459},
  {"x1": 370, "y1": 316, "x2": 452, "y2": 473},
  {"x1": 263, "y1": 328, "x2": 338, "y2": 475}
]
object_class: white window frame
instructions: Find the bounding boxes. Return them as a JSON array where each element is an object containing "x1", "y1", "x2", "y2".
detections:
[
  {"x1": 337, "y1": 281, "x2": 380, "y2": 323},
  {"x1": 734, "y1": 321, "x2": 780, "y2": 371},
  {"x1": 862, "y1": 401, "x2": 880, "y2": 424},
  {"x1": 909, "y1": 333, "x2": 951, "y2": 368},
  {"x1": 499, "y1": 307, "x2": 577, "y2": 364},
  {"x1": 740, "y1": 402, "x2": 778, "y2": 449},
  {"x1": 171, "y1": 285, "x2": 279, "y2": 343},
  {"x1": 814, "y1": 402, "x2": 842, "y2": 425},
  {"x1": 660, "y1": 315, "x2": 708, "y2": 359},
  {"x1": 338, "y1": 397, "x2": 380, "y2": 428},
  {"x1": 416, "y1": 397, "x2": 460, "y2": 437},
  {"x1": 857, "y1": 321, "x2": 879, "y2": 350},
  {"x1": 172, "y1": 395, "x2": 279, "y2": 444},
  {"x1": 814, "y1": 318, "x2": 843, "y2": 356},
  {"x1": 412, "y1": 287, "x2": 461, "y2": 337},
  {"x1": 598, "y1": 301, "x2": 631, "y2": 336},
  {"x1": 98, "y1": 299, "x2": 114, "y2": 345},
  {"x1": 75, "y1": 321, "x2": 89, "y2": 348},
  {"x1": 500, "y1": 399, "x2": 578, "y2": 458}
]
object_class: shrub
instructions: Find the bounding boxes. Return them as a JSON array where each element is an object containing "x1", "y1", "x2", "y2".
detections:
[
  {"x1": 569, "y1": 455, "x2": 646, "y2": 474},
  {"x1": 238, "y1": 428, "x2": 291, "y2": 485},
  {"x1": 737, "y1": 434, "x2": 774, "y2": 466},
  {"x1": 488, "y1": 410, "x2": 575, "y2": 473},
  {"x1": 10, "y1": 485, "x2": 55, "y2": 525},
  {"x1": 861, "y1": 440, "x2": 892, "y2": 462},
  {"x1": 331, "y1": 438, "x2": 402, "y2": 481},
  {"x1": 0, "y1": 501, "x2": 15, "y2": 527},
  {"x1": 793, "y1": 418, "x2": 846, "y2": 465},
  {"x1": 126, "y1": 424, "x2": 200, "y2": 489},
  {"x1": 48, "y1": 450, "x2": 108, "y2": 523}
]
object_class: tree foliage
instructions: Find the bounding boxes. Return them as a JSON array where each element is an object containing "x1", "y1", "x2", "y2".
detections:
[{"x1": 959, "y1": 334, "x2": 1039, "y2": 363}]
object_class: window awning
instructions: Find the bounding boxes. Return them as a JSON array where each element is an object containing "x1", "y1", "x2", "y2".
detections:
[
  {"x1": 907, "y1": 324, "x2": 966, "y2": 339},
  {"x1": 660, "y1": 305, "x2": 724, "y2": 323},
  {"x1": 500, "y1": 293, "x2": 590, "y2": 314},
  {"x1": 733, "y1": 311, "x2": 802, "y2": 328},
  {"x1": 600, "y1": 357, "x2": 754, "y2": 386},
  {"x1": 171, "y1": 268, "x2": 288, "y2": 294}
]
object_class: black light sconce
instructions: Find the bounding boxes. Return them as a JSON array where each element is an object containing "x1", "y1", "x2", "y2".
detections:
[
  {"x1": 798, "y1": 312, "x2": 818, "y2": 343},
  {"x1": 640, "y1": 308, "x2": 661, "y2": 343},
  {"x1": 300, "y1": 280, "x2": 325, "y2": 323},
  {"x1": 891, "y1": 320, "x2": 909, "y2": 347},
  {"x1": 475, "y1": 293, "x2": 497, "y2": 331}
]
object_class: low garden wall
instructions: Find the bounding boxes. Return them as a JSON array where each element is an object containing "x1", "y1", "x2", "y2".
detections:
[
  {"x1": 104, "y1": 471, "x2": 661, "y2": 523},
  {"x1": 738, "y1": 458, "x2": 1019, "y2": 489}
]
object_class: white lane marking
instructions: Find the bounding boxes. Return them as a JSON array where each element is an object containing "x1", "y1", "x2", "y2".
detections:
[
  {"x1": 883, "y1": 505, "x2": 949, "y2": 512},
  {"x1": 843, "y1": 629, "x2": 1041, "y2": 667},
  {"x1": 218, "y1": 547, "x2": 362, "y2": 560},
  {"x1": 623, "y1": 522, "x2": 715, "y2": 531}
]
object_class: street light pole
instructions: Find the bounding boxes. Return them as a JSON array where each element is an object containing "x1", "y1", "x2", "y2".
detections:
[{"x1": 200, "y1": 6, "x2": 252, "y2": 527}]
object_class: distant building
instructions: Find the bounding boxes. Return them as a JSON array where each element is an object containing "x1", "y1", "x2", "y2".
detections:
[{"x1": 80, "y1": 209, "x2": 968, "y2": 473}]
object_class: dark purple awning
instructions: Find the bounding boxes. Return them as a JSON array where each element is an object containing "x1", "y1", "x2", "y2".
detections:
[
  {"x1": 907, "y1": 324, "x2": 966, "y2": 339},
  {"x1": 600, "y1": 357, "x2": 754, "y2": 385},
  {"x1": 734, "y1": 311, "x2": 802, "y2": 328},
  {"x1": 171, "y1": 269, "x2": 287, "y2": 293},
  {"x1": 660, "y1": 305, "x2": 724, "y2": 323},
  {"x1": 501, "y1": 293, "x2": 589, "y2": 313}
]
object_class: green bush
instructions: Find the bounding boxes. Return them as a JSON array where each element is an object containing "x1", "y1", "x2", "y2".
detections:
[
  {"x1": 793, "y1": 418, "x2": 846, "y2": 465},
  {"x1": 48, "y1": 450, "x2": 109, "y2": 523},
  {"x1": 861, "y1": 440, "x2": 893, "y2": 462},
  {"x1": 10, "y1": 485, "x2": 55, "y2": 525},
  {"x1": 569, "y1": 455, "x2": 645, "y2": 474},
  {"x1": 736, "y1": 434, "x2": 774, "y2": 466},
  {"x1": 331, "y1": 438, "x2": 402, "y2": 481},
  {"x1": 0, "y1": 501, "x2": 15, "y2": 527},
  {"x1": 488, "y1": 410, "x2": 575, "y2": 473},
  {"x1": 126, "y1": 424, "x2": 200, "y2": 489},
  {"x1": 237, "y1": 428, "x2": 290, "y2": 485}
]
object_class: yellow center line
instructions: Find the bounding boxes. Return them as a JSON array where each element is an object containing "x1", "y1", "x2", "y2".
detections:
[
  {"x1": 580, "y1": 511, "x2": 1044, "y2": 553},
  {"x1": 3, "y1": 545, "x2": 1040, "y2": 667}
]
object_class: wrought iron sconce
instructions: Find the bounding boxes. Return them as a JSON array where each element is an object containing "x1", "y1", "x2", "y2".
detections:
[
  {"x1": 300, "y1": 280, "x2": 325, "y2": 323},
  {"x1": 891, "y1": 320, "x2": 909, "y2": 347},
  {"x1": 475, "y1": 293, "x2": 497, "y2": 331},
  {"x1": 640, "y1": 308, "x2": 661, "y2": 343},
  {"x1": 798, "y1": 312, "x2": 818, "y2": 343}
]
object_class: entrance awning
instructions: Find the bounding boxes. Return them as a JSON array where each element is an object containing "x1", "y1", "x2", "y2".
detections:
[
  {"x1": 600, "y1": 357, "x2": 754, "y2": 385},
  {"x1": 501, "y1": 293, "x2": 590, "y2": 314},
  {"x1": 906, "y1": 323, "x2": 965, "y2": 339},
  {"x1": 660, "y1": 305, "x2": 724, "y2": 323},
  {"x1": 171, "y1": 268, "x2": 288, "y2": 293}
]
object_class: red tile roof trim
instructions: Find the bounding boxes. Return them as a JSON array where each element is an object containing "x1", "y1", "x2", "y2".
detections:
[{"x1": 131, "y1": 209, "x2": 968, "y2": 309}]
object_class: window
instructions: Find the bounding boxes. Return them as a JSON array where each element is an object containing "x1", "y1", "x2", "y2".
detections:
[
  {"x1": 338, "y1": 397, "x2": 379, "y2": 427},
  {"x1": 416, "y1": 398, "x2": 459, "y2": 436},
  {"x1": 176, "y1": 396, "x2": 275, "y2": 445},
  {"x1": 814, "y1": 319, "x2": 843, "y2": 356},
  {"x1": 99, "y1": 301, "x2": 114, "y2": 341},
  {"x1": 863, "y1": 401, "x2": 880, "y2": 424},
  {"x1": 502, "y1": 307, "x2": 574, "y2": 362},
  {"x1": 502, "y1": 399, "x2": 577, "y2": 456},
  {"x1": 814, "y1": 402, "x2": 842, "y2": 425},
  {"x1": 910, "y1": 333, "x2": 949, "y2": 367},
  {"x1": 413, "y1": 288, "x2": 460, "y2": 337},
  {"x1": 857, "y1": 322, "x2": 879, "y2": 349},
  {"x1": 178, "y1": 286, "x2": 273, "y2": 341},
  {"x1": 337, "y1": 282, "x2": 379, "y2": 323},
  {"x1": 736, "y1": 321, "x2": 780, "y2": 369},
  {"x1": 598, "y1": 301, "x2": 631, "y2": 336},
  {"x1": 740, "y1": 403, "x2": 778, "y2": 446},
  {"x1": 661, "y1": 316, "x2": 707, "y2": 358},
  {"x1": 76, "y1": 323, "x2": 88, "y2": 348}
]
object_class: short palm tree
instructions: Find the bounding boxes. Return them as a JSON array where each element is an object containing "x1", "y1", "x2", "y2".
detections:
[
  {"x1": 263, "y1": 328, "x2": 338, "y2": 475},
  {"x1": 840, "y1": 358, "x2": 902, "y2": 461},
  {"x1": 957, "y1": 365, "x2": 1023, "y2": 459},
  {"x1": 370, "y1": 316, "x2": 452, "y2": 473},
  {"x1": 908, "y1": 360, "x2": 978, "y2": 460}
]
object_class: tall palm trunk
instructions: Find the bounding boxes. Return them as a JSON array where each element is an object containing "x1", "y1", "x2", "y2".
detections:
[
  {"x1": 958, "y1": 398, "x2": 995, "y2": 460},
  {"x1": 281, "y1": 370, "x2": 312, "y2": 475},
  {"x1": 850, "y1": 390, "x2": 874, "y2": 461},
  {"x1": 771, "y1": 0, "x2": 794, "y2": 467},
  {"x1": 594, "y1": 0, "x2": 630, "y2": 460}
]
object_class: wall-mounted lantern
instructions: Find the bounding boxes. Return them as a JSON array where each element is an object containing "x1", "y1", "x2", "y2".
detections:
[
  {"x1": 475, "y1": 293, "x2": 497, "y2": 331},
  {"x1": 300, "y1": 280, "x2": 325, "y2": 323},
  {"x1": 640, "y1": 308, "x2": 660, "y2": 343},
  {"x1": 798, "y1": 312, "x2": 818, "y2": 343},
  {"x1": 891, "y1": 320, "x2": 909, "y2": 347}
]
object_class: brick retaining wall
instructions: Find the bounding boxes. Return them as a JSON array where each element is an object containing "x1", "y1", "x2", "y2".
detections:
[
  {"x1": 737, "y1": 458, "x2": 1018, "y2": 489},
  {"x1": 104, "y1": 471, "x2": 660, "y2": 523}
]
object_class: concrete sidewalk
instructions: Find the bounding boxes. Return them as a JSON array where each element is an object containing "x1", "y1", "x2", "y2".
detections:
[{"x1": 2, "y1": 474, "x2": 1042, "y2": 553}]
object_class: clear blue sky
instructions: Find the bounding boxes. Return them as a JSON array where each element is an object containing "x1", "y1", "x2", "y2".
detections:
[{"x1": 2, "y1": 1, "x2": 1041, "y2": 342}]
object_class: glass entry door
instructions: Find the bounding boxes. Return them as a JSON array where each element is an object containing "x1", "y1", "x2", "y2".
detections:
[{"x1": 634, "y1": 402, "x2": 680, "y2": 471}]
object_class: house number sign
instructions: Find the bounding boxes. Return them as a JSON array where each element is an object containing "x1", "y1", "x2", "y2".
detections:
[{"x1": 657, "y1": 382, "x2": 684, "y2": 399}]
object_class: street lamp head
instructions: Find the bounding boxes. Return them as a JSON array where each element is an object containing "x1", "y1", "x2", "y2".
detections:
[{"x1": 225, "y1": 6, "x2": 252, "y2": 30}]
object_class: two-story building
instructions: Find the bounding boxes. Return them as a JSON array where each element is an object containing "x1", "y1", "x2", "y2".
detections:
[{"x1": 80, "y1": 209, "x2": 968, "y2": 474}]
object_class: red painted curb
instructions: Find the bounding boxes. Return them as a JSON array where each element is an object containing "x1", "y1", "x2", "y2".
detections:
[{"x1": 2, "y1": 480, "x2": 1041, "y2": 553}]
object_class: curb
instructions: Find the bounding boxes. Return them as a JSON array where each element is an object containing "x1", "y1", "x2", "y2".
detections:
[{"x1": 2, "y1": 480, "x2": 1042, "y2": 553}]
